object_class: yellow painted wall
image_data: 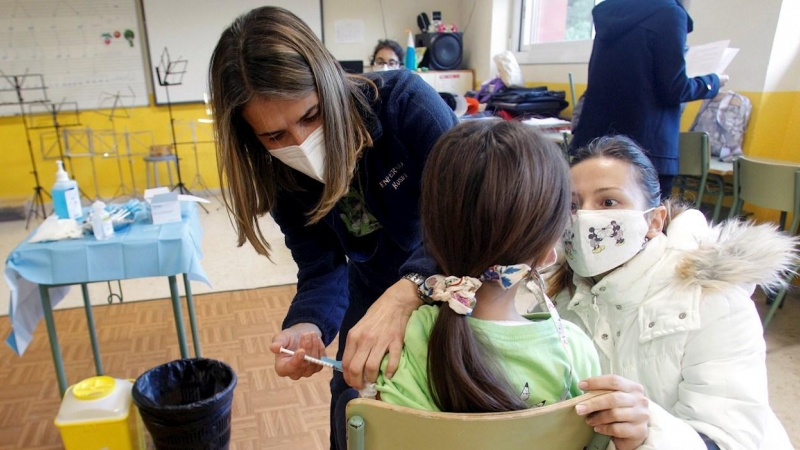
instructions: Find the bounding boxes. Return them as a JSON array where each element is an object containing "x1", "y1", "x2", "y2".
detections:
[{"x1": 0, "y1": 100, "x2": 219, "y2": 206}]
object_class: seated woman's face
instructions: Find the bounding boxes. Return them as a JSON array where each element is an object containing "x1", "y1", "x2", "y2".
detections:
[
  {"x1": 373, "y1": 48, "x2": 401, "y2": 71},
  {"x1": 570, "y1": 157, "x2": 648, "y2": 213}
]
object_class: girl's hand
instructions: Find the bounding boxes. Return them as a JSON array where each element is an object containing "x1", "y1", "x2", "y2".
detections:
[{"x1": 575, "y1": 375, "x2": 650, "y2": 450}]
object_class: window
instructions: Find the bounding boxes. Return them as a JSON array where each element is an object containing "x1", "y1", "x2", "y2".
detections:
[{"x1": 513, "y1": 0, "x2": 604, "y2": 64}]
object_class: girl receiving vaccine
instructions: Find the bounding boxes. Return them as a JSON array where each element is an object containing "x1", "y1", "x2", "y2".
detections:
[{"x1": 333, "y1": 120, "x2": 601, "y2": 449}]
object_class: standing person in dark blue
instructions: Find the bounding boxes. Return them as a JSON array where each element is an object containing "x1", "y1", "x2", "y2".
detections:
[
  {"x1": 570, "y1": 0, "x2": 727, "y2": 198},
  {"x1": 208, "y1": 7, "x2": 457, "y2": 448}
]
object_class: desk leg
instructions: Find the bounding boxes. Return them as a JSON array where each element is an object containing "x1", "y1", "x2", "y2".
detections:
[
  {"x1": 168, "y1": 275, "x2": 190, "y2": 358},
  {"x1": 81, "y1": 284, "x2": 103, "y2": 375},
  {"x1": 40, "y1": 285, "x2": 67, "y2": 397},
  {"x1": 182, "y1": 274, "x2": 202, "y2": 357}
]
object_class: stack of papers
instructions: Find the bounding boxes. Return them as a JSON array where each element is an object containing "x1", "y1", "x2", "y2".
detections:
[{"x1": 522, "y1": 117, "x2": 572, "y2": 130}]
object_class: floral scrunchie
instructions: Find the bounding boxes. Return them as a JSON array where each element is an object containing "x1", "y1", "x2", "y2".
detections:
[{"x1": 420, "y1": 264, "x2": 534, "y2": 316}]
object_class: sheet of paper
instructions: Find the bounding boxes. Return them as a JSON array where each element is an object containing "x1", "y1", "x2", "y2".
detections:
[
  {"x1": 151, "y1": 192, "x2": 181, "y2": 224},
  {"x1": 522, "y1": 117, "x2": 572, "y2": 128},
  {"x1": 716, "y1": 48, "x2": 739, "y2": 74},
  {"x1": 334, "y1": 20, "x2": 365, "y2": 44},
  {"x1": 685, "y1": 40, "x2": 730, "y2": 77}
]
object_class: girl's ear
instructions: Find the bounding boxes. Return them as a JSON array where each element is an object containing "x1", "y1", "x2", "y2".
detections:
[{"x1": 646, "y1": 205, "x2": 667, "y2": 239}]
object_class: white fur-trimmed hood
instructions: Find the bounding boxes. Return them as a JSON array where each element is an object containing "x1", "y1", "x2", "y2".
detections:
[{"x1": 667, "y1": 210, "x2": 799, "y2": 292}]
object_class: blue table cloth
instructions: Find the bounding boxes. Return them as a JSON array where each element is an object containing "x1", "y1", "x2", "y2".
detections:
[{"x1": 4, "y1": 202, "x2": 210, "y2": 355}]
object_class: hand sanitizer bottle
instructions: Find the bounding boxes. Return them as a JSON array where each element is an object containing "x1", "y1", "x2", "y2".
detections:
[
  {"x1": 91, "y1": 201, "x2": 114, "y2": 240},
  {"x1": 52, "y1": 160, "x2": 82, "y2": 220},
  {"x1": 405, "y1": 30, "x2": 417, "y2": 71}
]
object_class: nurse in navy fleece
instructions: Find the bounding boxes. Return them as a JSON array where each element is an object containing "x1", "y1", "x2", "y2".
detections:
[
  {"x1": 208, "y1": 6, "x2": 457, "y2": 447},
  {"x1": 570, "y1": 0, "x2": 727, "y2": 198}
]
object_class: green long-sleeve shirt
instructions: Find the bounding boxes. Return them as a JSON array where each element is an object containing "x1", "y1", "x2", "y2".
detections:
[{"x1": 376, "y1": 306, "x2": 601, "y2": 411}]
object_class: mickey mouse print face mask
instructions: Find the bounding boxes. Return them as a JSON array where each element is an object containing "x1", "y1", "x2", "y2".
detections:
[{"x1": 563, "y1": 208, "x2": 653, "y2": 277}]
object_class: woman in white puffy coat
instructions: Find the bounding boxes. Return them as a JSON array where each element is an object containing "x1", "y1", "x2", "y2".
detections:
[{"x1": 554, "y1": 135, "x2": 795, "y2": 450}]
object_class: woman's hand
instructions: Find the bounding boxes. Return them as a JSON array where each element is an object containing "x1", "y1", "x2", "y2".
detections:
[
  {"x1": 341, "y1": 279, "x2": 421, "y2": 388},
  {"x1": 575, "y1": 375, "x2": 650, "y2": 450},
  {"x1": 270, "y1": 322, "x2": 327, "y2": 380}
]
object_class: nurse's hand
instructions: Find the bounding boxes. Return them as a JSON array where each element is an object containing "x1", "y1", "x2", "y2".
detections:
[
  {"x1": 270, "y1": 322, "x2": 327, "y2": 380},
  {"x1": 575, "y1": 375, "x2": 650, "y2": 450},
  {"x1": 342, "y1": 279, "x2": 421, "y2": 389}
]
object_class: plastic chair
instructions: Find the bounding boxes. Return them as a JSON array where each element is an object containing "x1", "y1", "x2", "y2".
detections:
[
  {"x1": 346, "y1": 391, "x2": 612, "y2": 450},
  {"x1": 674, "y1": 132, "x2": 731, "y2": 223},
  {"x1": 675, "y1": 132, "x2": 710, "y2": 205},
  {"x1": 728, "y1": 156, "x2": 800, "y2": 330}
]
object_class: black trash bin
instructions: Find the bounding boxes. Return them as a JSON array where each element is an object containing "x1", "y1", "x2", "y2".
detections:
[{"x1": 132, "y1": 358, "x2": 237, "y2": 450}]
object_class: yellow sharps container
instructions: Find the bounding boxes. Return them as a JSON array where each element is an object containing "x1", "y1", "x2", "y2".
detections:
[{"x1": 54, "y1": 376, "x2": 145, "y2": 450}]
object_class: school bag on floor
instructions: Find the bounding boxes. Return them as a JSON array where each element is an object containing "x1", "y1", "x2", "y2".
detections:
[{"x1": 689, "y1": 91, "x2": 752, "y2": 162}]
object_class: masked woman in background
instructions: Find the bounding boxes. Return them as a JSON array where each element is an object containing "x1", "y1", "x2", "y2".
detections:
[{"x1": 370, "y1": 39, "x2": 404, "y2": 71}]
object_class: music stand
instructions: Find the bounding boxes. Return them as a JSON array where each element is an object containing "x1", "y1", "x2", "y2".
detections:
[
  {"x1": 0, "y1": 71, "x2": 50, "y2": 228},
  {"x1": 97, "y1": 87, "x2": 138, "y2": 199},
  {"x1": 27, "y1": 100, "x2": 92, "y2": 203},
  {"x1": 155, "y1": 47, "x2": 208, "y2": 213}
]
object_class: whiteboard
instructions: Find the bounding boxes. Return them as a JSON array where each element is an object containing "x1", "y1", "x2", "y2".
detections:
[
  {"x1": 0, "y1": 0, "x2": 149, "y2": 117},
  {"x1": 142, "y1": 0, "x2": 323, "y2": 105}
]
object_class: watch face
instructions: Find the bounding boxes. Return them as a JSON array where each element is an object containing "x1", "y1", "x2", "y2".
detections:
[{"x1": 405, "y1": 273, "x2": 425, "y2": 285}]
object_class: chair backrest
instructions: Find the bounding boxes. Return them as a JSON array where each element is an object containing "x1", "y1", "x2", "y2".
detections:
[
  {"x1": 731, "y1": 156, "x2": 800, "y2": 233},
  {"x1": 346, "y1": 391, "x2": 611, "y2": 450},
  {"x1": 678, "y1": 131, "x2": 709, "y2": 177}
]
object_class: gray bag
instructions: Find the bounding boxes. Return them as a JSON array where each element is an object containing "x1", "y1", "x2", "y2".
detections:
[{"x1": 689, "y1": 91, "x2": 752, "y2": 162}]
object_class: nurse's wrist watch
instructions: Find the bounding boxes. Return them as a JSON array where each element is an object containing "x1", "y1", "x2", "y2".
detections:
[{"x1": 402, "y1": 272, "x2": 434, "y2": 305}]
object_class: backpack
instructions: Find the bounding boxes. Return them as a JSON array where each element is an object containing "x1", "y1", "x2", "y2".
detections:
[
  {"x1": 689, "y1": 91, "x2": 752, "y2": 162},
  {"x1": 486, "y1": 86, "x2": 569, "y2": 118}
]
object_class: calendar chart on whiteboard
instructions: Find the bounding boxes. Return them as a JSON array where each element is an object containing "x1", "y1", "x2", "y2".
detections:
[{"x1": 0, "y1": 0, "x2": 148, "y2": 117}]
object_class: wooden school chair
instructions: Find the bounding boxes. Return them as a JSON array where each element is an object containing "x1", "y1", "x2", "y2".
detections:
[{"x1": 346, "y1": 391, "x2": 612, "y2": 450}]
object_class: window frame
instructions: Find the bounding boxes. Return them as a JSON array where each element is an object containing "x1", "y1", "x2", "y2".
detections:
[{"x1": 511, "y1": 0, "x2": 598, "y2": 65}]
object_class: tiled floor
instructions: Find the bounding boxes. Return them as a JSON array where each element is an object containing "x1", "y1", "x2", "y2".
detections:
[{"x1": 1, "y1": 201, "x2": 798, "y2": 448}]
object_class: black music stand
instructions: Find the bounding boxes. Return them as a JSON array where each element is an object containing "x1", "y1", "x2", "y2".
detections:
[
  {"x1": 0, "y1": 71, "x2": 50, "y2": 228},
  {"x1": 154, "y1": 48, "x2": 208, "y2": 213},
  {"x1": 97, "y1": 87, "x2": 138, "y2": 199},
  {"x1": 27, "y1": 100, "x2": 92, "y2": 202}
]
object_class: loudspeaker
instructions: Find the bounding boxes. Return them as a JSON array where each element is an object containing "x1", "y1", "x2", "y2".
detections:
[{"x1": 415, "y1": 32, "x2": 463, "y2": 70}]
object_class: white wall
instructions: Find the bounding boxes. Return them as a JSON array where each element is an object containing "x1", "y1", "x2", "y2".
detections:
[
  {"x1": 460, "y1": 0, "x2": 492, "y2": 83},
  {"x1": 511, "y1": 0, "x2": 786, "y2": 93},
  {"x1": 686, "y1": 0, "x2": 782, "y2": 92},
  {"x1": 764, "y1": 0, "x2": 800, "y2": 91},
  {"x1": 323, "y1": 0, "x2": 462, "y2": 64},
  {"x1": 321, "y1": 0, "x2": 796, "y2": 94}
]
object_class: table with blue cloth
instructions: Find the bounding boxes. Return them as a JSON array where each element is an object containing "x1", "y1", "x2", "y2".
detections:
[{"x1": 4, "y1": 202, "x2": 210, "y2": 396}]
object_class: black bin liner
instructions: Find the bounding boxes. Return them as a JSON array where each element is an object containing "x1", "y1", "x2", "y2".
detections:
[{"x1": 132, "y1": 358, "x2": 237, "y2": 450}]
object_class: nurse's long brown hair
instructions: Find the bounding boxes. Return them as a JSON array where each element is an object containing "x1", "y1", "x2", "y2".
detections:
[
  {"x1": 209, "y1": 7, "x2": 374, "y2": 257},
  {"x1": 420, "y1": 120, "x2": 571, "y2": 412}
]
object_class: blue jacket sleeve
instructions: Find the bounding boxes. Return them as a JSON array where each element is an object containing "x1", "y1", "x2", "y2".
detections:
[
  {"x1": 650, "y1": 6, "x2": 720, "y2": 106},
  {"x1": 271, "y1": 190, "x2": 349, "y2": 345},
  {"x1": 392, "y1": 73, "x2": 458, "y2": 278}
]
